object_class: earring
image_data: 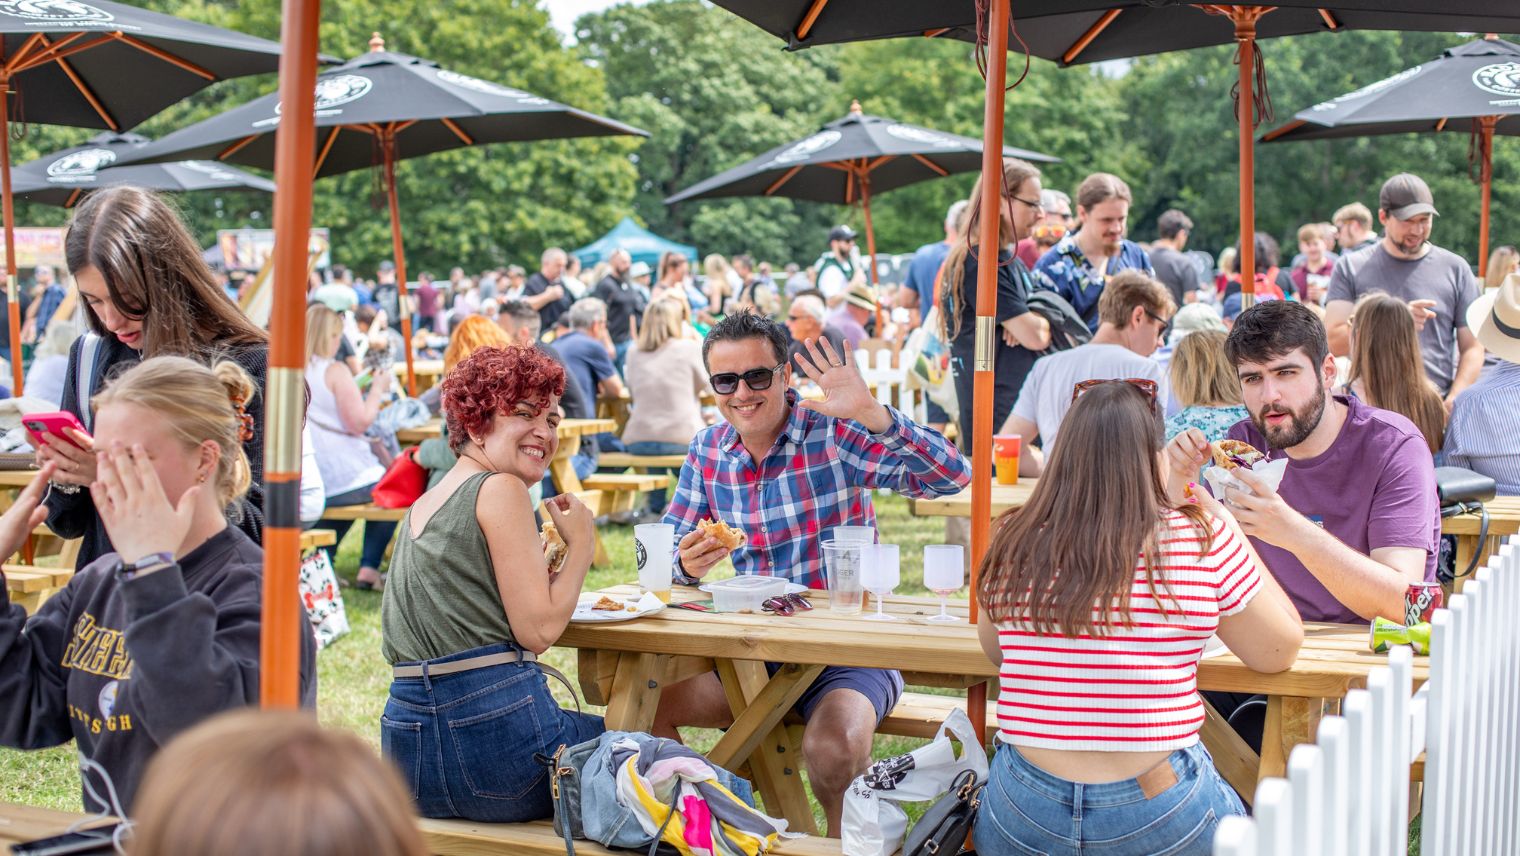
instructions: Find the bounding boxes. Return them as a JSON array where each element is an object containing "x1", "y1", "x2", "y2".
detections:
[{"x1": 198, "y1": 473, "x2": 207, "y2": 484}]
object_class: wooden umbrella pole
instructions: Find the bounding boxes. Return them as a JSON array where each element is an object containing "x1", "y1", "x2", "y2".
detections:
[
  {"x1": 382, "y1": 135, "x2": 417, "y2": 397},
  {"x1": 1478, "y1": 116, "x2": 1496, "y2": 277},
  {"x1": 1233, "y1": 10, "x2": 1261, "y2": 304},
  {"x1": 260, "y1": 0, "x2": 322, "y2": 709},
  {"x1": 859, "y1": 165, "x2": 884, "y2": 334},
  {"x1": 0, "y1": 73, "x2": 22, "y2": 395},
  {"x1": 966, "y1": 0, "x2": 1011, "y2": 748}
]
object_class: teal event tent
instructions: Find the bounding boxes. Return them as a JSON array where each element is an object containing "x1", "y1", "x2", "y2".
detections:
[{"x1": 573, "y1": 217, "x2": 698, "y2": 269}]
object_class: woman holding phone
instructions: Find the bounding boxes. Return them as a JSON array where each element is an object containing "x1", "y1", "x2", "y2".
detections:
[{"x1": 38, "y1": 186, "x2": 270, "y2": 570}]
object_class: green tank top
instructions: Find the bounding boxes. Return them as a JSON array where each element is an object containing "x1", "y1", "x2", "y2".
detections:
[{"x1": 381, "y1": 471, "x2": 516, "y2": 664}]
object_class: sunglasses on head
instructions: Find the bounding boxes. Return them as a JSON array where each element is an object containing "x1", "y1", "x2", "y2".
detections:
[
  {"x1": 1070, "y1": 377, "x2": 1159, "y2": 413},
  {"x1": 762, "y1": 593, "x2": 813, "y2": 616},
  {"x1": 710, "y1": 363, "x2": 784, "y2": 396}
]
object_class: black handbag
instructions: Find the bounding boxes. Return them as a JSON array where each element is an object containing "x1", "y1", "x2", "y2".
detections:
[
  {"x1": 1435, "y1": 467, "x2": 1498, "y2": 581},
  {"x1": 903, "y1": 768, "x2": 983, "y2": 856}
]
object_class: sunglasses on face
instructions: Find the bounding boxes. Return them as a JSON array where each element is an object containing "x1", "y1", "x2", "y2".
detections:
[
  {"x1": 762, "y1": 593, "x2": 813, "y2": 616},
  {"x1": 709, "y1": 363, "x2": 784, "y2": 395},
  {"x1": 1070, "y1": 377, "x2": 1160, "y2": 413}
]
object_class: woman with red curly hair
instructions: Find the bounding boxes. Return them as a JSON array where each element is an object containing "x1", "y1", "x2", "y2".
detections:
[{"x1": 379, "y1": 345, "x2": 602, "y2": 822}]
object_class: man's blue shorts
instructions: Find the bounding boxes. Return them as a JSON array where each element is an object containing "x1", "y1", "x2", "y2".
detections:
[{"x1": 764, "y1": 663, "x2": 904, "y2": 723}]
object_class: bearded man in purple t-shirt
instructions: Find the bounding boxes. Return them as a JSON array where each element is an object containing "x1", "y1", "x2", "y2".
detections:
[{"x1": 1164, "y1": 300, "x2": 1440, "y2": 624}]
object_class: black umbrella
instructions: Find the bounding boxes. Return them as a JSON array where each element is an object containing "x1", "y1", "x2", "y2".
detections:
[
  {"x1": 1263, "y1": 36, "x2": 1520, "y2": 276},
  {"x1": 12, "y1": 132, "x2": 274, "y2": 207},
  {"x1": 0, "y1": 0, "x2": 294, "y2": 393},
  {"x1": 666, "y1": 101, "x2": 1056, "y2": 326},
  {"x1": 117, "y1": 33, "x2": 648, "y2": 394}
]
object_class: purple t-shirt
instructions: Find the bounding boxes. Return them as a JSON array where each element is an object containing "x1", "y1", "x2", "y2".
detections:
[{"x1": 1226, "y1": 395, "x2": 1440, "y2": 623}]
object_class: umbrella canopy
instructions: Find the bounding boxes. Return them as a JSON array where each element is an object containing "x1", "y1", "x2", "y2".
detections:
[
  {"x1": 1263, "y1": 36, "x2": 1520, "y2": 275},
  {"x1": 116, "y1": 36, "x2": 647, "y2": 179},
  {"x1": 11, "y1": 132, "x2": 274, "y2": 207},
  {"x1": 0, "y1": 0, "x2": 297, "y2": 394},
  {"x1": 114, "y1": 33, "x2": 648, "y2": 396},
  {"x1": 572, "y1": 217, "x2": 697, "y2": 270},
  {"x1": 713, "y1": 1, "x2": 1520, "y2": 62},
  {"x1": 665, "y1": 104, "x2": 1056, "y2": 205}
]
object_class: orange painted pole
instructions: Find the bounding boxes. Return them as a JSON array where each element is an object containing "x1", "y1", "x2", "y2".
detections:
[
  {"x1": 0, "y1": 72, "x2": 22, "y2": 395},
  {"x1": 1234, "y1": 11, "x2": 1258, "y2": 303},
  {"x1": 859, "y1": 167, "x2": 884, "y2": 334},
  {"x1": 1478, "y1": 116, "x2": 1495, "y2": 278},
  {"x1": 383, "y1": 140, "x2": 417, "y2": 396},
  {"x1": 260, "y1": 0, "x2": 322, "y2": 709},
  {"x1": 966, "y1": 0, "x2": 1010, "y2": 747}
]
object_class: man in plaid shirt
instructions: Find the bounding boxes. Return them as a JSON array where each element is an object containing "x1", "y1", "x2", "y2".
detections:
[{"x1": 655, "y1": 311, "x2": 969, "y2": 835}]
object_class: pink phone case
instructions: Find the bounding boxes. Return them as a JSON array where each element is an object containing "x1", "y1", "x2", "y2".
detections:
[{"x1": 23, "y1": 411, "x2": 89, "y2": 449}]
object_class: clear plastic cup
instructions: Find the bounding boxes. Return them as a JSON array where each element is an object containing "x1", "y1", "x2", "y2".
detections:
[
  {"x1": 822, "y1": 538, "x2": 865, "y2": 614},
  {"x1": 831, "y1": 525, "x2": 876, "y2": 545},
  {"x1": 635, "y1": 523, "x2": 674, "y2": 602}
]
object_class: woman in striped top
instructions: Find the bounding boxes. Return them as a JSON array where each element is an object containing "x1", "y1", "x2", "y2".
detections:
[{"x1": 974, "y1": 380, "x2": 1303, "y2": 855}]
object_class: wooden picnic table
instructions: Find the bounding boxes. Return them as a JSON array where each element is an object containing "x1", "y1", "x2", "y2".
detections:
[
  {"x1": 0, "y1": 801, "x2": 115, "y2": 850},
  {"x1": 559, "y1": 583, "x2": 1422, "y2": 829},
  {"x1": 391, "y1": 358, "x2": 446, "y2": 393},
  {"x1": 395, "y1": 418, "x2": 617, "y2": 497}
]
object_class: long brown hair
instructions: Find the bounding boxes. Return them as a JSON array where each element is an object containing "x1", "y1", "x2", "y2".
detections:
[
  {"x1": 65, "y1": 186, "x2": 266, "y2": 356},
  {"x1": 131, "y1": 710, "x2": 428, "y2": 856},
  {"x1": 1347, "y1": 292, "x2": 1446, "y2": 453},
  {"x1": 977, "y1": 382, "x2": 1212, "y2": 635},
  {"x1": 944, "y1": 157, "x2": 1041, "y2": 338}
]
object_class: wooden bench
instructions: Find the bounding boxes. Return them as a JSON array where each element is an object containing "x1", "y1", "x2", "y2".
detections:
[
  {"x1": 580, "y1": 473, "x2": 670, "y2": 517},
  {"x1": 597, "y1": 452, "x2": 687, "y2": 471},
  {"x1": 420, "y1": 817, "x2": 841, "y2": 855},
  {"x1": 3, "y1": 564, "x2": 73, "y2": 614},
  {"x1": 877, "y1": 690, "x2": 997, "y2": 742}
]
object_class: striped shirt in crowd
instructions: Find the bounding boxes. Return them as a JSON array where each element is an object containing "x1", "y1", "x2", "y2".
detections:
[
  {"x1": 994, "y1": 510, "x2": 1260, "y2": 751},
  {"x1": 1441, "y1": 359, "x2": 1520, "y2": 496}
]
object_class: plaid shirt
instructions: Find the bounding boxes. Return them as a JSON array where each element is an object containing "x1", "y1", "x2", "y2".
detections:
[{"x1": 664, "y1": 389, "x2": 970, "y2": 589}]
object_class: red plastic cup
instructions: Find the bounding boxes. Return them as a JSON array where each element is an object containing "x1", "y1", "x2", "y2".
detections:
[{"x1": 993, "y1": 435, "x2": 1021, "y2": 484}]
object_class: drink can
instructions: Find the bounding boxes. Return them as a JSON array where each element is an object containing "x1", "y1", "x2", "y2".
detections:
[{"x1": 1404, "y1": 581, "x2": 1443, "y2": 625}]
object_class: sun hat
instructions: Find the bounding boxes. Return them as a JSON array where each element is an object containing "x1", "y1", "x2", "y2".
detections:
[
  {"x1": 844, "y1": 282, "x2": 877, "y2": 312},
  {"x1": 628, "y1": 261, "x2": 652, "y2": 279},
  {"x1": 1170, "y1": 302, "x2": 1226, "y2": 335},
  {"x1": 1466, "y1": 272, "x2": 1520, "y2": 363}
]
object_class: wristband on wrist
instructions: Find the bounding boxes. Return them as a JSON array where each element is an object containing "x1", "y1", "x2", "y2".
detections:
[
  {"x1": 48, "y1": 480, "x2": 81, "y2": 495},
  {"x1": 116, "y1": 551, "x2": 176, "y2": 580}
]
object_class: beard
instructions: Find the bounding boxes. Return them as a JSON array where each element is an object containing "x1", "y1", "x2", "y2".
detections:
[{"x1": 1251, "y1": 384, "x2": 1328, "y2": 450}]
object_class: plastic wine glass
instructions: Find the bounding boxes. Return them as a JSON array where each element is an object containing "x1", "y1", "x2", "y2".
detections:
[
  {"x1": 859, "y1": 544, "x2": 900, "y2": 622},
  {"x1": 923, "y1": 545, "x2": 965, "y2": 623}
]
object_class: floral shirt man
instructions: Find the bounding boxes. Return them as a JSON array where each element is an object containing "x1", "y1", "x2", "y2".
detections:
[{"x1": 1032, "y1": 234, "x2": 1153, "y2": 332}]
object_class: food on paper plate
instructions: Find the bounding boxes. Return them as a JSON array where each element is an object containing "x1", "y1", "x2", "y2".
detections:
[
  {"x1": 542, "y1": 521, "x2": 568, "y2": 574},
  {"x1": 591, "y1": 595, "x2": 626, "y2": 612},
  {"x1": 1210, "y1": 439, "x2": 1266, "y2": 471},
  {"x1": 698, "y1": 518, "x2": 747, "y2": 551}
]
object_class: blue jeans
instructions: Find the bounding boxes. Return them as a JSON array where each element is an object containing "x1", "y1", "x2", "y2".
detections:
[
  {"x1": 624, "y1": 440, "x2": 687, "y2": 514},
  {"x1": 975, "y1": 742, "x2": 1245, "y2": 856},
  {"x1": 614, "y1": 338, "x2": 633, "y2": 374},
  {"x1": 382, "y1": 642, "x2": 605, "y2": 822},
  {"x1": 322, "y1": 482, "x2": 398, "y2": 571}
]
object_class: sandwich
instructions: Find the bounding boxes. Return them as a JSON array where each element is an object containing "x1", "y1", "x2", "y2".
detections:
[
  {"x1": 591, "y1": 595, "x2": 626, "y2": 611},
  {"x1": 698, "y1": 518, "x2": 746, "y2": 551},
  {"x1": 542, "y1": 521, "x2": 568, "y2": 574},
  {"x1": 1210, "y1": 439, "x2": 1266, "y2": 471}
]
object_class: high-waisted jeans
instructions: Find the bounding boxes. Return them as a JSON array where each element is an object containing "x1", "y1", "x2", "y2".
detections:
[
  {"x1": 974, "y1": 741, "x2": 1246, "y2": 855},
  {"x1": 382, "y1": 642, "x2": 604, "y2": 822}
]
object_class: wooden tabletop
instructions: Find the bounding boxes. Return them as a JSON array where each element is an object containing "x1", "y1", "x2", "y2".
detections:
[
  {"x1": 560, "y1": 584, "x2": 1423, "y2": 700},
  {"x1": 0, "y1": 469, "x2": 39, "y2": 488},
  {"x1": 396, "y1": 417, "x2": 617, "y2": 446},
  {"x1": 0, "y1": 801, "x2": 114, "y2": 848},
  {"x1": 392, "y1": 358, "x2": 445, "y2": 377}
]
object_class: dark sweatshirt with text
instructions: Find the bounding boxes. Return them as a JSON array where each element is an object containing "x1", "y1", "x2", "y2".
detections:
[{"x1": 0, "y1": 526, "x2": 316, "y2": 812}]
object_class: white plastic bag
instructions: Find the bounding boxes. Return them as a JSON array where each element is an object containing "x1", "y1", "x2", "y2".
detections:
[{"x1": 841, "y1": 706, "x2": 989, "y2": 856}]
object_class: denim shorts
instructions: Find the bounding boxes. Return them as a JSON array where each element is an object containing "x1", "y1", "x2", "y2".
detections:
[
  {"x1": 974, "y1": 741, "x2": 1245, "y2": 856},
  {"x1": 382, "y1": 642, "x2": 605, "y2": 822}
]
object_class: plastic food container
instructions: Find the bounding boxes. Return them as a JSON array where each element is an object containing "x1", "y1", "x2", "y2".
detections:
[{"x1": 706, "y1": 575, "x2": 788, "y2": 613}]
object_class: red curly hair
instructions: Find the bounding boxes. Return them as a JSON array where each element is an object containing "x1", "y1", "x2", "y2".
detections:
[{"x1": 441, "y1": 346, "x2": 566, "y2": 452}]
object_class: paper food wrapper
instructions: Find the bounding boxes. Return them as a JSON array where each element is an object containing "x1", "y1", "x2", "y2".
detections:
[
  {"x1": 633, "y1": 591, "x2": 664, "y2": 612},
  {"x1": 1201, "y1": 456, "x2": 1288, "y2": 505}
]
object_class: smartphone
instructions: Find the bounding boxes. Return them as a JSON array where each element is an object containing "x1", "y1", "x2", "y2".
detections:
[
  {"x1": 9, "y1": 823, "x2": 122, "y2": 855},
  {"x1": 355, "y1": 370, "x2": 373, "y2": 391},
  {"x1": 23, "y1": 411, "x2": 90, "y2": 450}
]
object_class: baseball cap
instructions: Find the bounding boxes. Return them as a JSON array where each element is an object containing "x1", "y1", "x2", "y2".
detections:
[
  {"x1": 829, "y1": 225, "x2": 857, "y2": 243},
  {"x1": 844, "y1": 282, "x2": 877, "y2": 312},
  {"x1": 378, "y1": 259, "x2": 396, "y2": 272},
  {"x1": 628, "y1": 261, "x2": 652, "y2": 279},
  {"x1": 313, "y1": 283, "x2": 358, "y2": 313},
  {"x1": 1379, "y1": 173, "x2": 1439, "y2": 221},
  {"x1": 1170, "y1": 302, "x2": 1226, "y2": 336}
]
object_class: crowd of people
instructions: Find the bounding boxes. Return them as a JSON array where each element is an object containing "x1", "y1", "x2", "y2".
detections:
[{"x1": 0, "y1": 159, "x2": 1515, "y2": 855}]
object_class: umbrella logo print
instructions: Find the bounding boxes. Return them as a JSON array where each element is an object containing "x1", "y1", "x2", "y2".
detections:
[
  {"x1": 313, "y1": 75, "x2": 374, "y2": 110},
  {"x1": 436, "y1": 69, "x2": 549, "y2": 105},
  {"x1": 45, "y1": 147, "x2": 115, "y2": 183},
  {"x1": 768, "y1": 130, "x2": 842, "y2": 166},
  {"x1": 1311, "y1": 66, "x2": 1421, "y2": 112},
  {"x1": 0, "y1": 0, "x2": 112, "y2": 23},
  {"x1": 885, "y1": 124, "x2": 956, "y2": 148},
  {"x1": 181, "y1": 161, "x2": 239, "y2": 182},
  {"x1": 1474, "y1": 63, "x2": 1520, "y2": 100}
]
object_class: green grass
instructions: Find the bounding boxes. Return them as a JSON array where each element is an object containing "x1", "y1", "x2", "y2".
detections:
[{"x1": 1, "y1": 494, "x2": 961, "y2": 824}]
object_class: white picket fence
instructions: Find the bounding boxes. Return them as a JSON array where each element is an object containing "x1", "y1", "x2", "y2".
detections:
[
  {"x1": 1213, "y1": 538, "x2": 1520, "y2": 856},
  {"x1": 853, "y1": 347, "x2": 924, "y2": 423}
]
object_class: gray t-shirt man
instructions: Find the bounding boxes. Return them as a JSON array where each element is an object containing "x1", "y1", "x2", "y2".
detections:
[
  {"x1": 1326, "y1": 243, "x2": 1478, "y2": 394},
  {"x1": 1010, "y1": 343, "x2": 1168, "y2": 451}
]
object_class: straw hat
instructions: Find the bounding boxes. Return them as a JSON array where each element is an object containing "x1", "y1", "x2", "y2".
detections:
[
  {"x1": 1466, "y1": 272, "x2": 1520, "y2": 363},
  {"x1": 844, "y1": 282, "x2": 877, "y2": 312}
]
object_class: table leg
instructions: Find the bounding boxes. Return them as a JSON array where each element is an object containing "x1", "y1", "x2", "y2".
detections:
[
  {"x1": 550, "y1": 435, "x2": 585, "y2": 494},
  {"x1": 708, "y1": 663, "x2": 825, "y2": 770},
  {"x1": 1259, "y1": 696, "x2": 1324, "y2": 781},
  {"x1": 716, "y1": 659, "x2": 818, "y2": 835},
  {"x1": 603, "y1": 652, "x2": 665, "y2": 732},
  {"x1": 1200, "y1": 699, "x2": 1260, "y2": 806}
]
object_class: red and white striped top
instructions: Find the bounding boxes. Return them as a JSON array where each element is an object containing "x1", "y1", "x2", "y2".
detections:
[{"x1": 995, "y1": 510, "x2": 1260, "y2": 751}]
